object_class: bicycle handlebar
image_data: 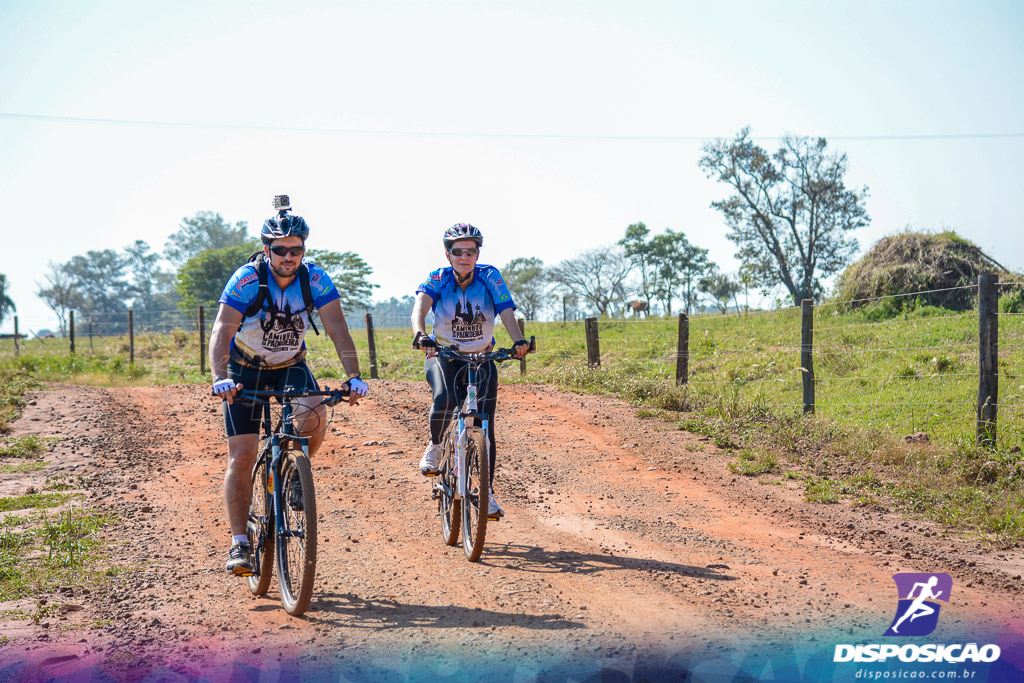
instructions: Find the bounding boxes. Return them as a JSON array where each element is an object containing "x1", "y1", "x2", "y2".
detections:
[
  {"x1": 435, "y1": 336, "x2": 536, "y2": 363},
  {"x1": 234, "y1": 386, "x2": 351, "y2": 407}
]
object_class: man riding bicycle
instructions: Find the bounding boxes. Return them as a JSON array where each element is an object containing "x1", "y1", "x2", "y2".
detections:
[
  {"x1": 411, "y1": 223, "x2": 529, "y2": 520},
  {"x1": 209, "y1": 196, "x2": 368, "y2": 575}
]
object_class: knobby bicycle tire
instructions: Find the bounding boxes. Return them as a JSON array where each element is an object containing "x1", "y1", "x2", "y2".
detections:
[
  {"x1": 461, "y1": 429, "x2": 489, "y2": 562},
  {"x1": 276, "y1": 450, "x2": 317, "y2": 616},
  {"x1": 438, "y1": 426, "x2": 460, "y2": 547},
  {"x1": 247, "y1": 453, "x2": 274, "y2": 596}
]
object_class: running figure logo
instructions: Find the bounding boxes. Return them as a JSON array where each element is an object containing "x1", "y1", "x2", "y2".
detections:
[{"x1": 884, "y1": 573, "x2": 952, "y2": 637}]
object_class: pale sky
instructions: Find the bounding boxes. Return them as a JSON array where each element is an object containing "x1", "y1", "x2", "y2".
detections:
[{"x1": 2, "y1": 0, "x2": 1022, "y2": 333}]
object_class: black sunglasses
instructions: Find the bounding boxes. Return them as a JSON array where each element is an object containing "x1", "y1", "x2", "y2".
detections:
[
  {"x1": 269, "y1": 245, "x2": 305, "y2": 257},
  {"x1": 449, "y1": 247, "x2": 479, "y2": 257}
]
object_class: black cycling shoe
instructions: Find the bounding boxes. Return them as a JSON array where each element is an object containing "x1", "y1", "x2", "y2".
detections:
[
  {"x1": 225, "y1": 542, "x2": 254, "y2": 576},
  {"x1": 288, "y1": 476, "x2": 304, "y2": 511}
]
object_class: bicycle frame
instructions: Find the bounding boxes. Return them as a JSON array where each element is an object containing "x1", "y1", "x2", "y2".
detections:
[
  {"x1": 254, "y1": 396, "x2": 307, "y2": 569},
  {"x1": 242, "y1": 387, "x2": 343, "y2": 580},
  {"x1": 451, "y1": 366, "x2": 489, "y2": 501}
]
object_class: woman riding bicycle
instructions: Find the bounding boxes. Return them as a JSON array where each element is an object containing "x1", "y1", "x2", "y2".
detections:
[{"x1": 411, "y1": 223, "x2": 530, "y2": 519}]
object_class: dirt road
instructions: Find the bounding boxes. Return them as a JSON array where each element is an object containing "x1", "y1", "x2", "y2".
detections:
[{"x1": 2, "y1": 381, "x2": 1022, "y2": 680}]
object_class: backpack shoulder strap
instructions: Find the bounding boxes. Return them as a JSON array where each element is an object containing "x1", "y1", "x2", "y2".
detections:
[
  {"x1": 298, "y1": 263, "x2": 320, "y2": 336},
  {"x1": 242, "y1": 254, "x2": 269, "y2": 320}
]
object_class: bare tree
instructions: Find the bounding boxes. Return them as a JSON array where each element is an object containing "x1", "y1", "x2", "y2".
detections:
[
  {"x1": 699, "y1": 128, "x2": 869, "y2": 305},
  {"x1": 548, "y1": 245, "x2": 634, "y2": 317},
  {"x1": 37, "y1": 262, "x2": 81, "y2": 336}
]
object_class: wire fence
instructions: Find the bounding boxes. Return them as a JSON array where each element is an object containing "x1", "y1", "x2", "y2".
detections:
[{"x1": 2, "y1": 277, "x2": 1022, "y2": 448}]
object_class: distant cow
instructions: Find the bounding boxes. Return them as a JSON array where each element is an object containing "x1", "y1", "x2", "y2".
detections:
[{"x1": 628, "y1": 300, "x2": 649, "y2": 318}]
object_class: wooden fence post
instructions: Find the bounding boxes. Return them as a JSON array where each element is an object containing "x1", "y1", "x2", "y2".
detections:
[
  {"x1": 801, "y1": 299, "x2": 815, "y2": 414},
  {"x1": 89, "y1": 322, "x2": 94, "y2": 353},
  {"x1": 128, "y1": 310, "x2": 135, "y2": 364},
  {"x1": 199, "y1": 306, "x2": 207, "y2": 375},
  {"x1": 585, "y1": 317, "x2": 600, "y2": 368},
  {"x1": 675, "y1": 313, "x2": 689, "y2": 385},
  {"x1": 365, "y1": 313, "x2": 379, "y2": 379},
  {"x1": 977, "y1": 273, "x2": 998, "y2": 447},
  {"x1": 69, "y1": 311, "x2": 75, "y2": 355},
  {"x1": 13, "y1": 316, "x2": 18, "y2": 357}
]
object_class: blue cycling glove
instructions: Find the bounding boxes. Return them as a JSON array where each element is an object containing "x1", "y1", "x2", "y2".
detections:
[{"x1": 347, "y1": 376, "x2": 369, "y2": 396}]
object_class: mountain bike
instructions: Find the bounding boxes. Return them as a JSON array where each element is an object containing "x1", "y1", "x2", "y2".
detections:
[
  {"x1": 239, "y1": 385, "x2": 350, "y2": 616},
  {"x1": 432, "y1": 338, "x2": 534, "y2": 562}
]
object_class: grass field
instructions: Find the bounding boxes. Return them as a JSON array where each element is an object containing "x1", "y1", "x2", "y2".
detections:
[{"x1": 2, "y1": 296, "x2": 1022, "y2": 545}]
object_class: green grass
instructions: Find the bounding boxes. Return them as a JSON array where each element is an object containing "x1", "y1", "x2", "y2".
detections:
[
  {"x1": 728, "y1": 448, "x2": 779, "y2": 476},
  {"x1": 0, "y1": 506, "x2": 115, "y2": 601},
  {"x1": 0, "y1": 461, "x2": 47, "y2": 474},
  {"x1": 0, "y1": 492, "x2": 71, "y2": 513},
  {"x1": 0, "y1": 370, "x2": 42, "y2": 433},
  {"x1": 0, "y1": 435, "x2": 49, "y2": 459}
]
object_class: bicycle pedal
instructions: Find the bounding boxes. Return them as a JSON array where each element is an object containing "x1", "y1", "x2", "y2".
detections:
[
  {"x1": 422, "y1": 471, "x2": 440, "y2": 477},
  {"x1": 487, "y1": 514, "x2": 503, "y2": 521}
]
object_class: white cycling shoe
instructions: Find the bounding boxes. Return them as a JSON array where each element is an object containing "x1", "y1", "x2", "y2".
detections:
[
  {"x1": 419, "y1": 442, "x2": 442, "y2": 476},
  {"x1": 487, "y1": 490, "x2": 504, "y2": 520}
]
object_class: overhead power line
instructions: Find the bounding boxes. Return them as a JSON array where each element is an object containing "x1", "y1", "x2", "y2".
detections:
[{"x1": 2, "y1": 111, "x2": 1023, "y2": 142}]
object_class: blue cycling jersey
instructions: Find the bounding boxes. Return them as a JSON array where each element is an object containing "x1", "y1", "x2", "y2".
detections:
[
  {"x1": 416, "y1": 265, "x2": 516, "y2": 353},
  {"x1": 219, "y1": 260, "x2": 340, "y2": 368}
]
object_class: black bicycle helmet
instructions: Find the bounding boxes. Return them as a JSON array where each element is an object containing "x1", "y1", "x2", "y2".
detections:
[
  {"x1": 261, "y1": 214, "x2": 310, "y2": 245},
  {"x1": 443, "y1": 223, "x2": 483, "y2": 249}
]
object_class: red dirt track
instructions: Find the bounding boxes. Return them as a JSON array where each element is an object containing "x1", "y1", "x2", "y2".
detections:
[{"x1": 1, "y1": 381, "x2": 1022, "y2": 678}]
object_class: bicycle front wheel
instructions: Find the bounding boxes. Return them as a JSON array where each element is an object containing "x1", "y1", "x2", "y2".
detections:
[
  {"x1": 461, "y1": 429, "x2": 489, "y2": 562},
  {"x1": 247, "y1": 454, "x2": 274, "y2": 596},
  {"x1": 276, "y1": 450, "x2": 317, "y2": 616},
  {"x1": 438, "y1": 428, "x2": 460, "y2": 547}
]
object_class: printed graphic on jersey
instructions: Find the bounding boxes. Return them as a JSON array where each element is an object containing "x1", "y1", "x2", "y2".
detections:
[
  {"x1": 450, "y1": 301, "x2": 487, "y2": 342},
  {"x1": 259, "y1": 300, "x2": 306, "y2": 351}
]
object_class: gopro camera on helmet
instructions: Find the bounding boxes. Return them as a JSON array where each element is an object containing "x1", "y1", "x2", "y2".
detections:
[{"x1": 273, "y1": 194, "x2": 291, "y2": 215}]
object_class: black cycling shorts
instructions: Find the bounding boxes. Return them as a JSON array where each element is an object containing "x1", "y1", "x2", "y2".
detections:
[{"x1": 222, "y1": 360, "x2": 319, "y2": 437}]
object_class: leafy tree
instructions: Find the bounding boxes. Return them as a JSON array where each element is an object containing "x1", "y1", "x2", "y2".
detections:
[
  {"x1": 164, "y1": 211, "x2": 251, "y2": 267},
  {"x1": 63, "y1": 250, "x2": 131, "y2": 325},
  {"x1": 37, "y1": 263, "x2": 81, "y2": 335},
  {"x1": 306, "y1": 249, "x2": 379, "y2": 313},
  {"x1": 548, "y1": 245, "x2": 633, "y2": 317},
  {"x1": 0, "y1": 274, "x2": 15, "y2": 326},
  {"x1": 699, "y1": 127, "x2": 869, "y2": 305},
  {"x1": 176, "y1": 243, "x2": 258, "y2": 310},
  {"x1": 501, "y1": 257, "x2": 547, "y2": 321},
  {"x1": 123, "y1": 240, "x2": 165, "y2": 314},
  {"x1": 699, "y1": 269, "x2": 741, "y2": 314},
  {"x1": 649, "y1": 230, "x2": 710, "y2": 316},
  {"x1": 619, "y1": 223, "x2": 658, "y2": 312}
]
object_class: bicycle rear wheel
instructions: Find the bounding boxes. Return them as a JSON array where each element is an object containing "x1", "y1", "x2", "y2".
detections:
[
  {"x1": 276, "y1": 450, "x2": 317, "y2": 616},
  {"x1": 247, "y1": 453, "x2": 274, "y2": 596},
  {"x1": 461, "y1": 429, "x2": 489, "y2": 561},
  {"x1": 438, "y1": 428, "x2": 460, "y2": 546}
]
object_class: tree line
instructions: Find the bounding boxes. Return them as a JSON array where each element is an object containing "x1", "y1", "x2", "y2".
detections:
[
  {"x1": 34, "y1": 211, "x2": 378, "y2": 335},
  {"x1": 3, "y1": 126, "x2": 870, "y2": 332}
]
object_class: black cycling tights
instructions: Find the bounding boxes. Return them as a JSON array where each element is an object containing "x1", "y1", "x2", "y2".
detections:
[{"x1": 425, "y1": 355, "x2": 498, "y2": 484}]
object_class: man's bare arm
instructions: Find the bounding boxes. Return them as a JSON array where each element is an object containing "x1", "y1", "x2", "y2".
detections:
[{"x1": 209, "y1": 304, "x2": 244, "y2": 380}]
